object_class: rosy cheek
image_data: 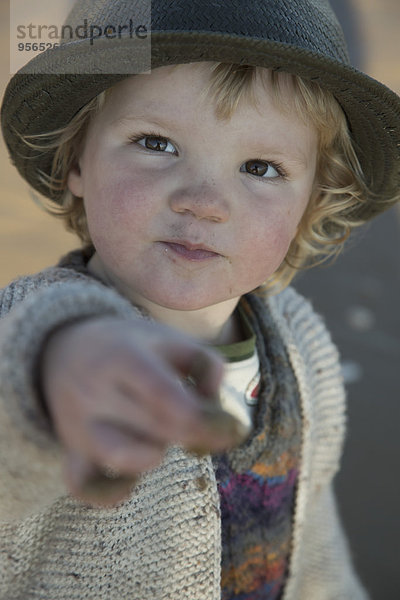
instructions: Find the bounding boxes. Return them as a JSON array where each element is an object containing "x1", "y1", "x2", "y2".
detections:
[
  {"x1": 247, "y1": 216, "x2": 295, "y2": 279},
  {"x1": 256, "y1": 212, "x2": 294, "y2": 249},
  {"x1": 91, "y1": 166, "x2": 150, "y2": 219}
]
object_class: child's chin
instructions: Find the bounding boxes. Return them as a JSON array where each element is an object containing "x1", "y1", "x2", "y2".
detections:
[
  {"x1": 158, "y1": 298, "x2": 217, "y2": 312},
  {"x1": 153, "y1": 291, "x2": 229, "y2": 312}
]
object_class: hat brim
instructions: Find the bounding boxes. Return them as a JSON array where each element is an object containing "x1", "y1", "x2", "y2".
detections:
[{"x1": 2, "y1": 31, "x2": 400, "y2": 220}]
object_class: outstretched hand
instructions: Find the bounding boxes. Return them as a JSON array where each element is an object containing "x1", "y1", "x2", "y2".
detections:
[{"x1": 41, "y1": 316, "x2": 245, "y2": 507}]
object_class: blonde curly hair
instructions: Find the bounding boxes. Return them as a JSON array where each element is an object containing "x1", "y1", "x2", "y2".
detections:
[{"x1": 23, "y1": 62, "x2": 370, "y2": 292}]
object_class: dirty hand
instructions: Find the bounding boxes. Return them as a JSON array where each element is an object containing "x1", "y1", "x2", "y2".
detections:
[{"x1": 40, "y1": 316, "x2": 245, "y2": 507}]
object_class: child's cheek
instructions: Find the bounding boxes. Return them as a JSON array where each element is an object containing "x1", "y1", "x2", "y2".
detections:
[
  {"x1": 88, "y1": 164, "x2": 154, "y2": 225},
  {"x1": 248, "y1": 206, "x2": 297, "y2": 250},
  {"x1": 243, "y1": 211, "x2": 298, "y2": 281}
]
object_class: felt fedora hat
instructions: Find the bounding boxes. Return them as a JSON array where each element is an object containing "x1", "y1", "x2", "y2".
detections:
[{"x1": 1, "y1": 0, "x2": 400, "y2": 220}]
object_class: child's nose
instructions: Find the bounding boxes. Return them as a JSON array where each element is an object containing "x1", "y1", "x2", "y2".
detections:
[{"x1": 168, "y1": 181, "x2": 231, "y2": 223}]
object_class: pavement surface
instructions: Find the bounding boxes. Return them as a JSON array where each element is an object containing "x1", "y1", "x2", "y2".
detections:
[{"x1": 1, "y1": 1, "x2": 399, "y2": 598}]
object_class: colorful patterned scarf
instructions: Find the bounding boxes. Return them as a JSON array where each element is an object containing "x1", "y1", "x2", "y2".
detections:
[{"x1": 213, "y1": 292, "x2": 302, "y2": 600}]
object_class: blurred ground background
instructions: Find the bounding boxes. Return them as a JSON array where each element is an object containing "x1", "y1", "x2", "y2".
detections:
[{"x1": 0, "y1": 1, "x2": 399, "y2": 597}]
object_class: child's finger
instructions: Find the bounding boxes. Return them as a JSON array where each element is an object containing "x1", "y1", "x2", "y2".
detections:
[
  {"x1": 110, "y1": 344, "x2": 222, "y2": 437},
  {"x1": 63, "y1": 449, "x2": 137, "y2": 507},
  {"x1": 64, "y1": 404, "x2": 248, "y2": 508},
  {"x1": 154, "y1": 339, "x2": 226, "y2": 400},
  {"x1": 86, "y1": 420, "x2": 167, "y2": 474},
  {"x1": 123, "y1": 343, "x2": 250, "y2": 449}
]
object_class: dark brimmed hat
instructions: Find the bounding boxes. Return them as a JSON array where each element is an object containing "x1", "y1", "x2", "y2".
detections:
[{"x1": 1, "y1": 0, "x2": 399, "y2": 220}]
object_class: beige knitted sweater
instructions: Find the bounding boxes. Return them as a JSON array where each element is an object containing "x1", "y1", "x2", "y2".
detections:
[{"x1": 0, "y1": 258, "x2": 369, "y2": 599}]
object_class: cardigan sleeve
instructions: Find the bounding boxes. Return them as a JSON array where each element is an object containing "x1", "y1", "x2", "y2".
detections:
[
  {"x1": 269, "y1": 287, "x2": 370, "y2": 600},
  {"x1": 0, "y1": 269, "x2": 139, "y2": 522}
]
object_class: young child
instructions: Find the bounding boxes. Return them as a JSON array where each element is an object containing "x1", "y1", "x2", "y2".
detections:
[{"x1": 1, "y1": 1, "x2": 399, "y2": 598}]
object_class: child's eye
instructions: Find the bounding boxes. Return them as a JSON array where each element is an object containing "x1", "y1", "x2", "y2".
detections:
[
  {"x1": 241, "y1": 159, "x2": 285, "y2": 180},
  {"x1": 130, "y1": 133, "x2": 177, "y2": 155}
]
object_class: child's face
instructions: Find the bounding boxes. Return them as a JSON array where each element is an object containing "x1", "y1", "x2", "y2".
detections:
[{"x1": 68, "y1": 63, "x2": 317, "y2": 316}]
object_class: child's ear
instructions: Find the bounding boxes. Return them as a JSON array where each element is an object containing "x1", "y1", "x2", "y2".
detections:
[{"x1": 67, "y1": 163, "x2": 83, "y2": 198}]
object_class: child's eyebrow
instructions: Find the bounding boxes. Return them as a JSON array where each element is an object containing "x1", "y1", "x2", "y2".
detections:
[{"x1": 111, "y1": 114, "x2": 178, "y2": 131}]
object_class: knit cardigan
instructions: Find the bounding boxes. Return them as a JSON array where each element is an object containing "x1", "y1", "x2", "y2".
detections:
[{"x1": 0, "y1": 259, "x2": 369, "y2": 600}]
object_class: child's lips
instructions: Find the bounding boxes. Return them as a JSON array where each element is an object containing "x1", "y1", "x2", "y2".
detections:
[{"x1": 160, "y1": 241, "x2": 221, "y2": 261}]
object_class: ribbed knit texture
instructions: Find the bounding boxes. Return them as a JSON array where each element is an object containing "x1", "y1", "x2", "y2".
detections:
[{"x1": 0, "y1": 250, "x2": 370, "y2": 599}]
